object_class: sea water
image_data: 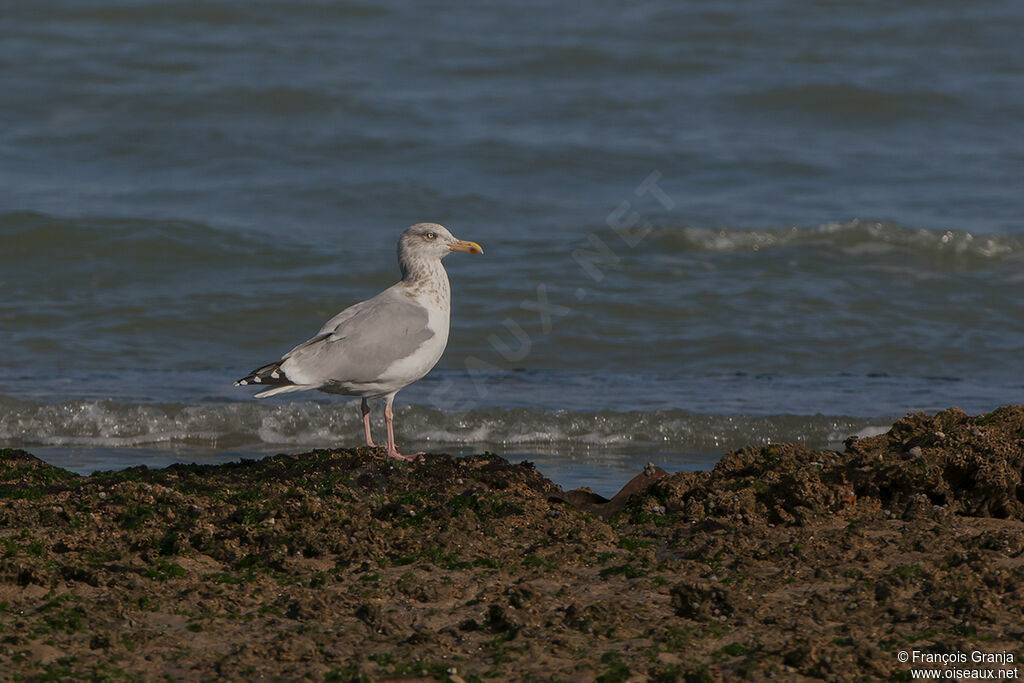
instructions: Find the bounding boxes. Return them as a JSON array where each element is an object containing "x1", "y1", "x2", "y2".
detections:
[{"x1": 2, "y1": 0, "x2": 1023, "y2": 495}]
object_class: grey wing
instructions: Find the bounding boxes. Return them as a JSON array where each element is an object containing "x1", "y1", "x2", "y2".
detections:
[{"x1": 279, "y1": 289, "x2": 434, "y2": 386}]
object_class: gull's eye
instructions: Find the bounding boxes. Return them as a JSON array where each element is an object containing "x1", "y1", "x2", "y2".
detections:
[{"x1": 425, "y1": 232, "x2": 436, "y2": 240}]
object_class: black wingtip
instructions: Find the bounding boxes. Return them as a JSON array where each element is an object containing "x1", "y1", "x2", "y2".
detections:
[{"x1": 235, "y1": 362, "x2": 290, "y2": 389}]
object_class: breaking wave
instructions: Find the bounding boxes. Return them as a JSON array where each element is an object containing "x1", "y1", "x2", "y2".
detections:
[
  {"x1": 0, "y1": 395, "x2": 890, "y2": 455},
  {"x1": 650, "y1": 220, "x2": 1024, "y2": 262}
]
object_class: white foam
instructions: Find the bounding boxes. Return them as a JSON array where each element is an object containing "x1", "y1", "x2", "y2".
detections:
[
  {"x1": 653, "y1": 220, "x2": 1024, "y2": 261},
  {"x1": 0, "y1": 396, "x2": 893, "y2": 454},
  {"x1": 827, "y1": 423, "x2": 893, "y2": 444}
]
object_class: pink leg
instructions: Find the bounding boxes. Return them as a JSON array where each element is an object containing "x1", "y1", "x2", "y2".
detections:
[
  {"x1": 361, "y1": 398, "x2": 376, "y2": 448},
  {"x1": 383, "y1": 394, "x2": 421, "y2": 462}
]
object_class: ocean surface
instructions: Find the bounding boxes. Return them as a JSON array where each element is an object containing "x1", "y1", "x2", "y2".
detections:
[{"x1": 2, "y1": 0, "x2": 1023, "y2": 496}]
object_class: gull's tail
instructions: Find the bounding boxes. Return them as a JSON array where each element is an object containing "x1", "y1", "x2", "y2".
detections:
[{"x1": 235, "y1": 361, "x2": 310, "y2": 398}]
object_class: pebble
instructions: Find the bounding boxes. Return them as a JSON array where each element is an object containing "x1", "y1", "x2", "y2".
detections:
[{"x1": 908, "y1": 446, "x2": 923, "y2": 458}]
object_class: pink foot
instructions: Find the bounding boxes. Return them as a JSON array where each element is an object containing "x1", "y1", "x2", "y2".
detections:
[
  {"x1": 386, "y1": 449, "x2": 425, "y2": 463},
  {"x1": 382, "y1": 396, "x2": 423, "y2": 462}
]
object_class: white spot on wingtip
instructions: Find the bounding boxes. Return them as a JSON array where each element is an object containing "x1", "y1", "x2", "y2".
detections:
[
  {"x1": 253, "y1": 376, "x2": 262, "y2": 383},
  {"x1": 271, "y1": 371, "x2": 280, "y2": 379}
]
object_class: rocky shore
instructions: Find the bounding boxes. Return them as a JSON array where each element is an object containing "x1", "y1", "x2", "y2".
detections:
[{"x1": 2, "y1": 407, "x2": 1024, "y2": 680}]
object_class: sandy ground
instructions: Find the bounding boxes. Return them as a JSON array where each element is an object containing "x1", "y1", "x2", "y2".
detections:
[{"x1": 2, "y1": 406, "x2": 1024, "y2": 681}]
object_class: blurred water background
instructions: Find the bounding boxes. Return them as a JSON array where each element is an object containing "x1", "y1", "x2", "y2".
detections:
[{"x1": 2, "y1": 0, "x2": 1022, "y2": 494}]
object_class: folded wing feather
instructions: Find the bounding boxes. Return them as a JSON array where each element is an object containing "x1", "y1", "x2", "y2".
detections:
[{"x1": 271, "y1": 287, "x2": 435, "y2": 389}]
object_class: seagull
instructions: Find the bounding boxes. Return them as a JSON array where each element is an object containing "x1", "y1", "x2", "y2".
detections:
[{"x1": 235, "y1": 223, "x2": 483, "y2": 461}]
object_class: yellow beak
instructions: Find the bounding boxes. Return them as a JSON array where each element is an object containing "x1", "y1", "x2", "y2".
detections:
[{"x1": 449, "y1": 239, "x2": 484, "y2": 254}]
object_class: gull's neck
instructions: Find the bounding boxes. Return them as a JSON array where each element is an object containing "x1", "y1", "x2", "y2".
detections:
[{"x1": 398, "y1": 254, "x2": 451, "y2": 310}]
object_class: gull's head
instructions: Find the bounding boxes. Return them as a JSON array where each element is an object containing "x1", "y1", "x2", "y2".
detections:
[{"x1": 399, "y1": 222, "x2": 484, "y2": 264}]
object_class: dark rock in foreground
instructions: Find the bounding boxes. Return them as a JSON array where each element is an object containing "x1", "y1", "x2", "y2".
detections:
[
  {"x1": 1, "y1": 407, "x2": 1023, "y2": 680},
  {"x1": 655, "y1": 406, "x2": 1024, "y2": 525}
]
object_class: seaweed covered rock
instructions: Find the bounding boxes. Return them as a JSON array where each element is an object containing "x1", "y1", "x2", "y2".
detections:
[
  {"x1": 846, "y1": 406, "x2": 1024, "y2": 519},
  {"x1": 2, "y1": 411, "x2": 1024, "y2": 681},
  {"x1": 651, "y1": 444, "x2": 860, "y2": 525},
  {"x1": 649, "y1": 407, "x2": 1024, "y2": 525}
]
